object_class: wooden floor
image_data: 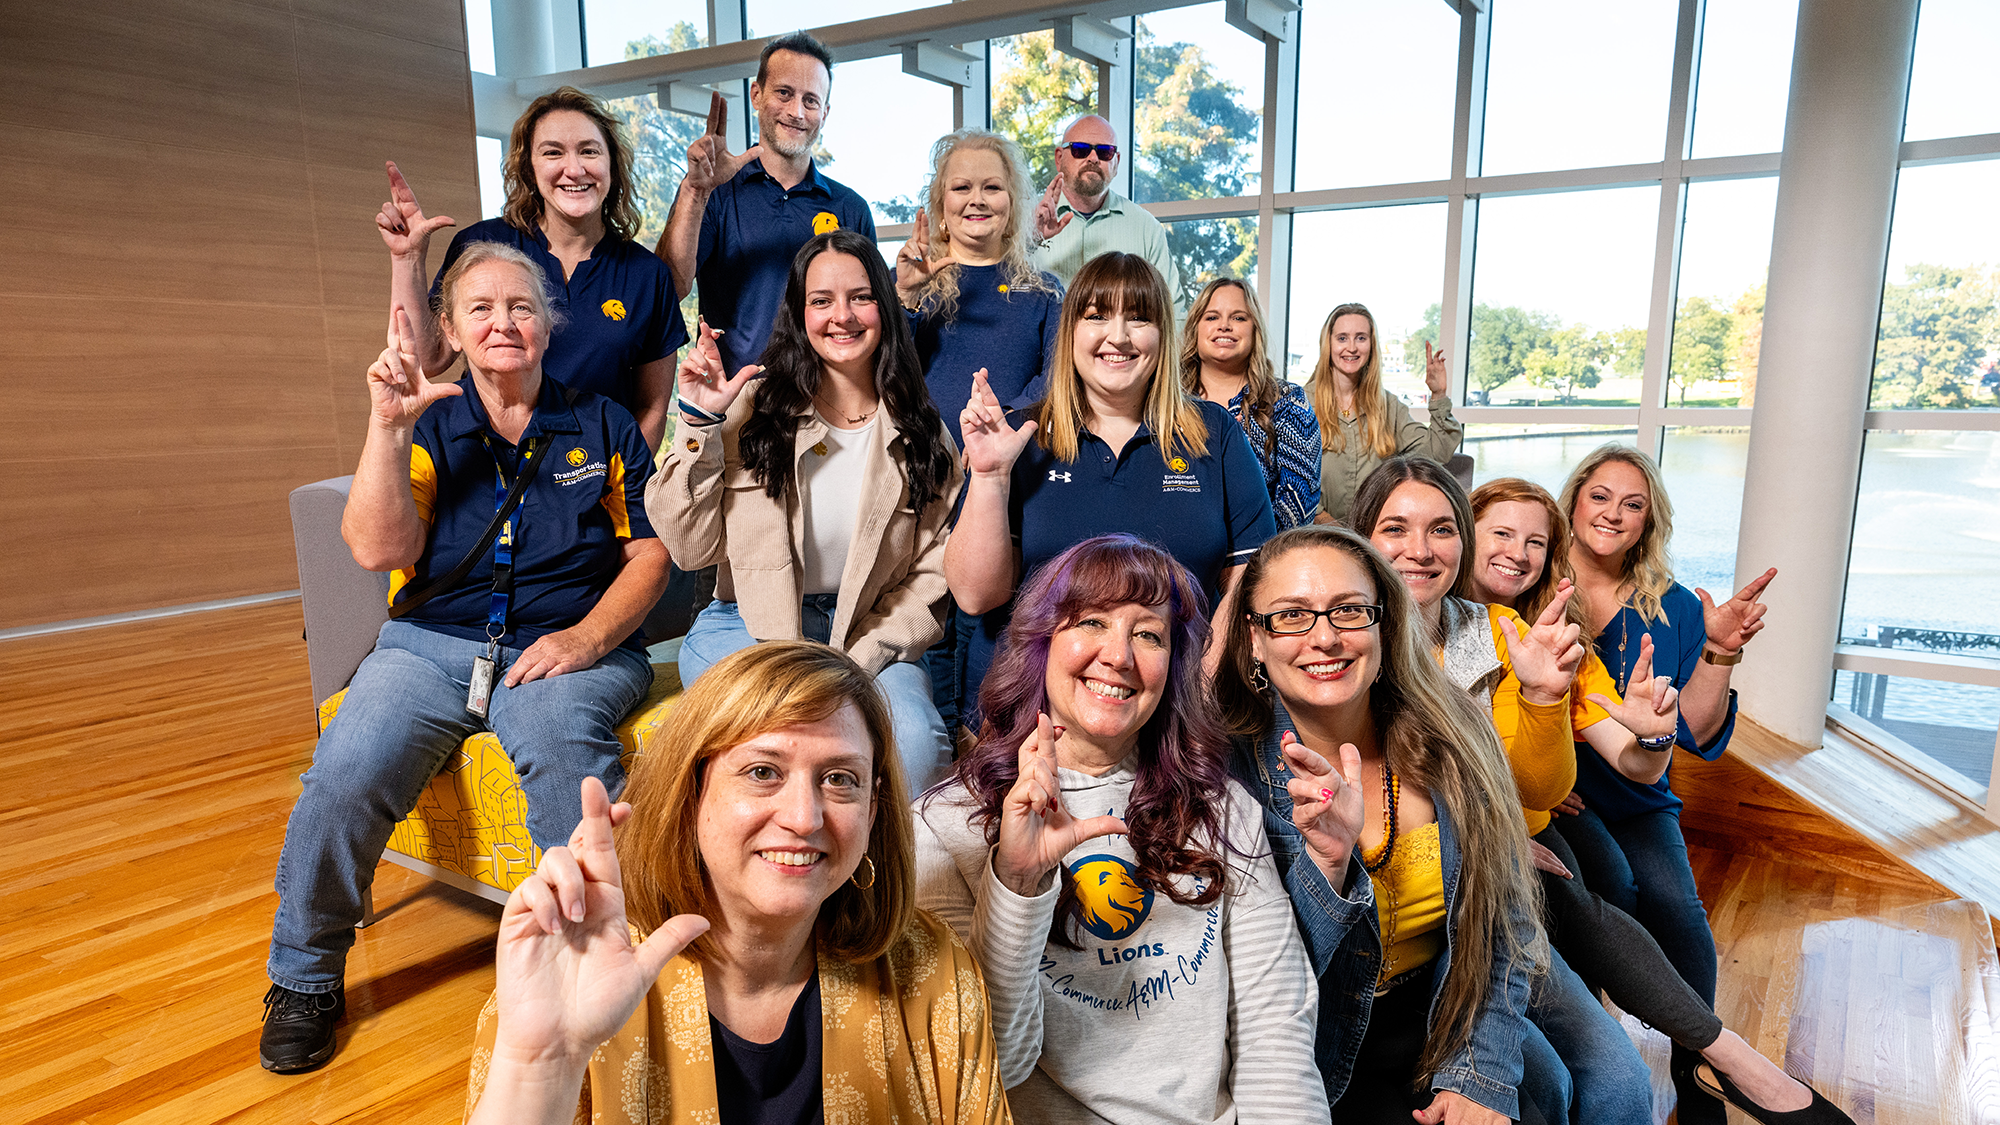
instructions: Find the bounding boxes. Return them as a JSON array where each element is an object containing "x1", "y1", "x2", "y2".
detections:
[{"x1": 1, "y1": 602, "x2": 1995, "y2": 1123}]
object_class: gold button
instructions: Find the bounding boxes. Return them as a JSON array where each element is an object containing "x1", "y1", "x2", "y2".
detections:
[{"x1": 685, "y1": 439, "x2": 699, "y2": 452}]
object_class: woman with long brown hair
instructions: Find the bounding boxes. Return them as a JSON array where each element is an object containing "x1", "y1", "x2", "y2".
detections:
[
  {"x1": 1306, "y1": 302, "x2": 1462, "y2": 525},
  {"x1": 1179, "y1": 278, "x2": 1321, "y2": 529}
]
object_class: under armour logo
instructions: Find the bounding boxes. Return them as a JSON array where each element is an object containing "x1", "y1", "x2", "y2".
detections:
[{"x1": 1048, "y1": 470, "x2": 1073, "y2": 482}]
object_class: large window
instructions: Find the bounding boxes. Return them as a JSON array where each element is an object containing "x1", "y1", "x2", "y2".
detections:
[
  {"x1": 1133, "y1": 4, "x2": 1263, "y2": 203},
  {"x1": 1285, "y1": 204, "x2": 1448, "y2": 393},
  {"x1": 583, "y1": 0, "x2": 707, "y2": 65},
  {"x1": 1292, "y1": 0, "x2": 1457, "y2": 190},
  {"x1": 1480, "y1": 0, "x2": 1678, "y2": 176}
]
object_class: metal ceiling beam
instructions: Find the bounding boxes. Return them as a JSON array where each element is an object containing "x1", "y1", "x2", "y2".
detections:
[{"x1": 513, "y1": 0, "x2": 1208, "y2": 101}]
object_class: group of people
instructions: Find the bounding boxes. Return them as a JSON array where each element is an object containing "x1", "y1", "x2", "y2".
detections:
[{"x1": 251, "y1": 26, "x2": 1848, "y2": 1125}]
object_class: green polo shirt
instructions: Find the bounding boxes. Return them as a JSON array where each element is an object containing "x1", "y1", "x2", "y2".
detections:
[{"x1": 1028, "y1": 188, "x2": 1183, "y2": 314}]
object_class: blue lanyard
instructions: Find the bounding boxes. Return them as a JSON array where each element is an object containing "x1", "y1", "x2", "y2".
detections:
[{"x1": 481, "y1": 435, "x2": 539, "y2": 643}]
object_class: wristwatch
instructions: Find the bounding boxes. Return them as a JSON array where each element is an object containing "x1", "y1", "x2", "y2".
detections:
[{"x1": 1701, "y1": 647, "x2": 1743, "y2": 666}]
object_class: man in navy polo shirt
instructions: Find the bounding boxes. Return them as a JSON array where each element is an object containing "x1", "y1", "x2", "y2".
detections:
[{"x1": 656, "y1": 30, "x2": 875, "y2": 375}]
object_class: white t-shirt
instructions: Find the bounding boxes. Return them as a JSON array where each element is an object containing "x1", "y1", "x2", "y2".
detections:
[{"x1": 797, "y1": 412, "x2": 875, "y2": 596}]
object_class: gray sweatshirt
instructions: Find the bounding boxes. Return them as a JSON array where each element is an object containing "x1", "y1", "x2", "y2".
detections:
[{"x1": 914, "y1": 757, "x2": 1329, "y2": 1125}]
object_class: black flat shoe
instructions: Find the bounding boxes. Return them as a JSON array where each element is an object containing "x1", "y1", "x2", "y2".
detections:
[
  {"x1": 259, "y1": 983, "x2": 344, "y2": 1074},
  {"x1": 1690, "y1": 1062, "x2": 1856, "y2": 1125}
]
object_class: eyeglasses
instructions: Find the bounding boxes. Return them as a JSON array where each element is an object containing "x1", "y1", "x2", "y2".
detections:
[
  {"x1": 1247, "y1": 604, "x2": 1383, "y2": 634},
  {"x1": 1060, "y1": 142, "x2": 1119, "y2": 160}
]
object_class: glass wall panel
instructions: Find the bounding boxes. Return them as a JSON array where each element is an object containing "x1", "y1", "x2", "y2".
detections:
[
  {"x1": 1903, "y1": 0, "x2": 2000, "y2": 143},
  {"x1": 1660, "y1": 426, "x2": 1748, "y2": 598},
  {"x1": 1292, "y1": 0, "x2": 1458, "y2": 190},
  {"x1": 1468, "y1": 187, "x2": 1659, "y2": 407},
  {"x1": 605, "y1": 93, "x2": 706, "y2": 243},
  {"x1": 583, "y1": 0, "x2": 706, "y2": 66},
  {"x1": 747, "y1": 0, "x2": 933, "y2": 30},
  {"x1": 1832, "y1": 671, "x2": 1999, "y2": 797},
  {"x1": 1870, "y1": 159, "x2": 2000, "y2": 412},
  {"x1": 1284, "y1": 204, "x2": 1448, "y2": 394},
  {"x1": 1670, "y1": 177, "x2": 1778, "y2": 408},
  {"x1": 476, "y1": 136, "x2": 507, "y2": 221},
  {"x1": 467, "y1": 0, "x2": 495, "y2": 74},
  {"x1": 1481, "y1": 0, "x2": 1678, "y2": 176},
  {"x1": 1464, "y1": 424, "x2": 1638, "y2": 496},
  {"x1": 1135, "y1": 4, "x2": 1263, "y2": 203},
  {"x1": 1839, "y1": 430, "x2": 2000, "y2": 644},
  {"x1": 809, "y1": 56, "x2": 953, "y2": 227},
  {"x1": 1687, "y1": 0, "x2": 1798, "y2": 159},
  {"x1": 1164, "y1": 216, "x2": 1257, "y2": 315},
  {"x1": 990, "y1": 31, "x2": 1098, "y2": 193}
]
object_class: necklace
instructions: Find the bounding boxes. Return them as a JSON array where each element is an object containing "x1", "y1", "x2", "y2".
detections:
[
  {"x1": 817, "y1": 396, "x2": 878, "y2": 427},
  {"x1": 1362, "y1": 762, "x2": 1400, "y2": 874}
]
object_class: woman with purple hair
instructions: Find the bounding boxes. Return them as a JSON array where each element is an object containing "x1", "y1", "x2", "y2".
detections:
[{"x1": 912, "y1": 534, "x2": 1325, "y2": 1125}]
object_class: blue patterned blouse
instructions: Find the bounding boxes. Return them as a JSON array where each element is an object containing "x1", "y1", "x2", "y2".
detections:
[{"x1": 1228, "y1": 381, "x2": 1323, "y2": 531}]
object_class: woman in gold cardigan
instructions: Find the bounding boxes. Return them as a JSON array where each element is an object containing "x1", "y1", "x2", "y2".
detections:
[{"x1": 464, "y1": 641, "x2": 1011, "y2": 1125}]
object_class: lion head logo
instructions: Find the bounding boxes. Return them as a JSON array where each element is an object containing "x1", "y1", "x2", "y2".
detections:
[
  {"x1": 1168, "y1": 456, "x2": 1189, "y2": 473},
  {"x1": 601, "y1": 299, "x2": 627, "y2": 321},
  {"x1": 566, "y1": 448, "x2": 588, "y2": 467},
  {"x1": 812, "y1": 211, "x2": 840, "y2": 235},
  {"x1": 1069, "y1": 854, "x2": 1152, "y2": 941}
]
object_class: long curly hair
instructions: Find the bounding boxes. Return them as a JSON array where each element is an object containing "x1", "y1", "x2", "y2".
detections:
[
  {"x1": 1306, "y1": 302, "x2": 1400, "y2": 458},
  {"x1": 738, "y1": 230, "x2": 954, "y2": 514},
  {"x1": 1558, "y1": 443, "x2": 1677, "y2": 626},
  {"x1": 1179, "y1": 277, "x2": 1283, "y2": 458},
  {"x1": 1469, "y1": 477, "x2": 1591, "y2": 635},
  {"x1": 935, "y1": 535, "x2": 1238, "y2": 948},
  {"x1": 1214, "y1": 526, "x2": 1545, "y2": 1085},
  {"x1": 908, "y1": 129, "x2": 1056, "y2": 323},
  {"x1": 502, "y1": 86, "x2": 643, "y2": 243}
]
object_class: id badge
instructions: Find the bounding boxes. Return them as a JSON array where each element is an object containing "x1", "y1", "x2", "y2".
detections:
[{"x1": 468, "y1": 646, "x2": 500, "y2": 717}]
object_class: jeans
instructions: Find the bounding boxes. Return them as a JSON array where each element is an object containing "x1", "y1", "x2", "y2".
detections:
[
  {"x1": 678, "y1": 597, "x2": 950, "y2": 793},
  {"x1": 924, "y1": 604, "x2": 976, "y2": 736},
  {"x1": 1521, "y1": 948, "x2": 1655, "y2": 1125},
  {"x1": 268, "y1": 620, "x2": 651, "y2": 993},
  {"x1": 1554, "y1": 806, "x2": 1722, "y2": 1125}
]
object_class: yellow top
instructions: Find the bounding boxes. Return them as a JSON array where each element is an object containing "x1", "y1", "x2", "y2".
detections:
[
  {"x1": 1365, "y1": 820, "x2": 1446, "y2": 986},
  {"x1": 1479, "y1": 604, "x2": 1619, "y2": 835}
]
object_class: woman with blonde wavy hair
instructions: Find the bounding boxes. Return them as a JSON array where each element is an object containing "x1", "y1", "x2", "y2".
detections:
[
  {"x1": 464, "y1": 641, "x2": 1011, "y2": 1125},
  {"x1": 377, "y1": 86, "x2": 686, "y2": 450},
  {"x1": 1215, "y1": 525, "x2": 1545, "y2": 1123},
  {"x1": 1554, "y1": 442, "x2": 1780, "y2": 1125},
  {"x1": 946, "y1": 252, "x2": 1276, "y2": 714},
  {"x1": 1180, "y1": 278, "x2": 1322, "y2": 530},
  {"x1": 1306, "y1": 302, "x2": 1462, "y2": 525}
]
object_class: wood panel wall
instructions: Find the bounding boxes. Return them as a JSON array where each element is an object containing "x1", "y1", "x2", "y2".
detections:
[{"x1": 0, "y1": 0, "x2": 482, "y2": 628}]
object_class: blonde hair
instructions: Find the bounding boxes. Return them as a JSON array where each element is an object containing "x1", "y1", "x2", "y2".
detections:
[
  {"x1": 910, "y1": 129, "x2": 1056, "y2": 322},
  {"x1": 1035, "y1": 252, "x2": 1208, "y2": 463},
  {"x1": 1558, "y1": 443, "x2": 1677, "y2": 626},
  {"x1": 1307, "y1": 303, "x2": 1399, "y2": 459},
  {"x1": 617, "y1": 642, "x2": 915, "y2": 965},
  {"x1": 1215, "y1": 527, "x2": 1546, "y2": 1079},
  {"x1": 1178, "y1": 278, "x2": 1283, "y2": 458},
  {"x1": 502, "y1": 86, "x2": 643, "y2": 242},
  {"x1": 1469, "y1": 477, "x2": 1592, "y2": 635}
]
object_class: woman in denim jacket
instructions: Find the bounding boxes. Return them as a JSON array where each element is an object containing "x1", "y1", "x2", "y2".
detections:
[{"x1": 1214, "y1": 526, "x2": 1544, "y2": 1124}]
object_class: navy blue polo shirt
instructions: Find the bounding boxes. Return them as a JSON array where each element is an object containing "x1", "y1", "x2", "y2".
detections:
[
  {"x1": 912, "y1": 264, "x2": 1063, "y2": 447},
  {"x1": 393, "y1": 375, "x2": 658, "y2": 652},
  {"x1": 962, "y1": 398, "x2": 1277, "y2": 704},
  {"x1": 696, "y1": 161, "x2": 875, "y2": 373},
  {"x1": 431, "y1": 219, "x2": 687, "y2": 409}
]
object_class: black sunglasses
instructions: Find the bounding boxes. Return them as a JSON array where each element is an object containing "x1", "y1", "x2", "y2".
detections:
[{"x1": 1060, "y1": 142, "x2": 1118, "y2": 160}]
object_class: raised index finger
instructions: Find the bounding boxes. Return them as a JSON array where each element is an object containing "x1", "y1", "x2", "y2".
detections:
[
  {"x1": 1735, "y1": 567, "x2": 1777, "y2": 604},
  {"x1": 568, "y1": 775, "x2": 621, "y2": 881},
  {"x1": 1535, "y1": 584, "x2": 1575, "y2": 628},
  {"x1": 706, "y1": 90, "x2": 726, "y2": 137},
  {"x1": 386, "y1": 160, "x2": 415, "y2": 204}
]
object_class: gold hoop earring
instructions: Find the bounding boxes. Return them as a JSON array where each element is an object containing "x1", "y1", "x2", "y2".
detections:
[{"x1": 850, "y1": 854, "x2": 877, "y2": 890}]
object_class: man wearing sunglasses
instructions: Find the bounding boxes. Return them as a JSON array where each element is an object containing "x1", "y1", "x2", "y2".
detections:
[{"x1": 1030, "y1": 115, "x2": 1182, "y2": 313}]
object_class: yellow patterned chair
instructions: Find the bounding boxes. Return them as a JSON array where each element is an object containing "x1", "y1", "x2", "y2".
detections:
[{"x1": 290, "y1": 475, "x2": 695, "y2": 916}]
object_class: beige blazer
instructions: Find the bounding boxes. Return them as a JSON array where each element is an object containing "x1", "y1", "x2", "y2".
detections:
[{"x1": 646, "y1": 385, "x2": 962, "y2": 674}]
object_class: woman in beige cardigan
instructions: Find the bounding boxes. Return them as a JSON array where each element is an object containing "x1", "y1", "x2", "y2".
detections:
[{"x1": 648, "y1": 230, "x2": 963, "y2": 791}]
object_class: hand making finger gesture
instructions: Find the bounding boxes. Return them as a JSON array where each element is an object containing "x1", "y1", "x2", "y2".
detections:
[
  {"x1": 1697, "y1": 567, "x2": 1776, "y2": 655},
  {"x1": 1586, "y1": 633, "x2": 1680, "y2": 742},
  {"x1": 368, "y1": 306, "x2": 462, "y2": 427},
  {"x1": 1033, "y1": 173, "x2": 1073, "y2": 243},
  {"x1": 490, "y1": 777, "x2": 710, "y2": 1069},
  {"x1": 676, "y1": 318, "x2": 764, "y2": 419},
  {"x1": 375, "y1": 161, "x2": 456, "y2": 258},
  {"x1": 682, "y1": 91, "x2": 764, "y2": 197},
  {"x1": 1422, "y1": 339, "x2": 1449, "y2": 397},
  {"x1": 960, "y1": 369, "x2": 1039, "y2": 477},
  {"x1": 993, "y1": 713, "x2": 1128, "y2": 898},
  {"x1": 1498, "y1": 581, "x2": 1585, "y2": 707},
  {"x1": 1280, "y1": 731, "x2": 1367, "y2": 885},
  {"x1": 895, "y1": 209, "x2": 958, "y2": 297}
]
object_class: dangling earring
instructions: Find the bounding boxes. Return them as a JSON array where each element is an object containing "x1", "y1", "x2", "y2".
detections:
[
  {"x1": 850, "y1": 854, "x2": 877, "y2": 890},
  {"x1": 1251, "y1": 662, "x2": 1270, "y2": 692}
]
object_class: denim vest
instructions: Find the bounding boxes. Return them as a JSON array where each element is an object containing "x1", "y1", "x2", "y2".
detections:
[{"x1": 1229, "y1": 698, "x2": 1533, "y2": 1117}]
